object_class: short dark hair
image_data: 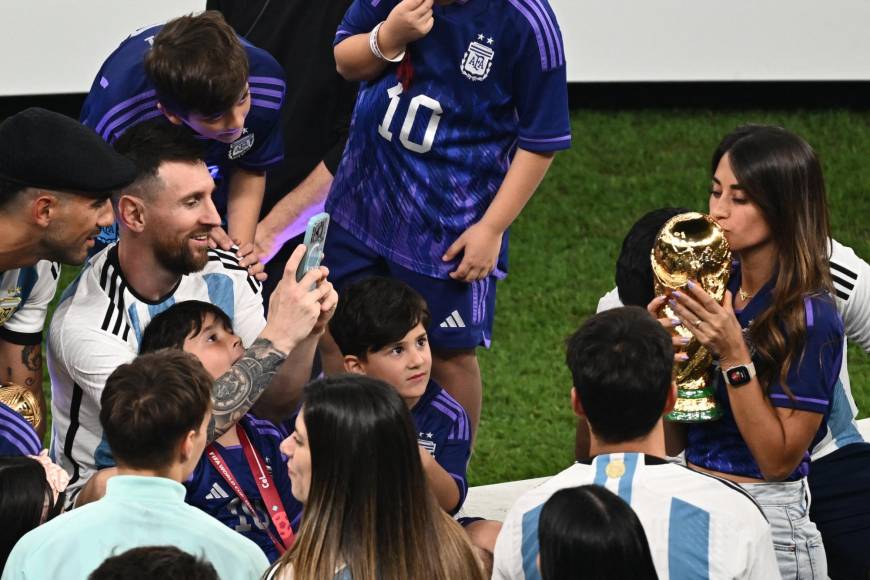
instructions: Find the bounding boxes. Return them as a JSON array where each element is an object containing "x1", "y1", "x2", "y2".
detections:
[
  {"x1": 329, "y1": 277, "x2": 431, "y2": 358},
  {"x1": 88, "y1": 546, "x2": 218, "y2": 580},
  {"x1": 140, "y1": 301, "x2": 232, "y2": 354},
  {"x1": 144, "y1": 11, "x2": 249, "y2": 117},
  {"x1": 566, "y1": 307, "x2": 673, "y2": 443},
  {"x1": 615, "y1": 207, "x2": 692, "y2": 307},
  {"x1": 0, "y1": 456, "x2": 64, "y2": 569},
  {"x1": 0, "y1": 178, "x2": 26, "y2": 210},
  {"x1": 100, "y1": 350, "x2": 212, "y2": 470},
  {"x1": 539, "y1": 485, "x2": 657, "y2": 580},
  {"x1": 113, "y1": 118, "x2": 206, "y2": 182}
]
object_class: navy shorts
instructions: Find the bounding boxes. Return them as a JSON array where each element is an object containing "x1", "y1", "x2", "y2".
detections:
[
  {"x1": 323, "y1": 222, "x2": 497, "y2": 351},
  {"x1": 808, "y1": 442, "x2": 870, "y2": 579}
]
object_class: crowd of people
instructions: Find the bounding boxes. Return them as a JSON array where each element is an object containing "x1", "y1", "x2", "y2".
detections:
[{"x1": 0, "y1": 2, "x2": 868, "y2": 579}]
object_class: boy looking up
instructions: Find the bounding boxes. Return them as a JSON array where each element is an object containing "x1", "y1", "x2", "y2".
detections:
[
  {"x1": 324, "y1": 0, "x2": 572, "y2": 435},
  {"x1": 81, "y1": 11, "x2": 286, "y2": 249}
]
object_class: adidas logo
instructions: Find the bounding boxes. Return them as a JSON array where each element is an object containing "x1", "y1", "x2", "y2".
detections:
[
  {"x1": 205, "y1": 482, "x2": 229, "y2": 500},
  {"x1": 439, "y1": 310, "x2": 466, "y2": 328}
]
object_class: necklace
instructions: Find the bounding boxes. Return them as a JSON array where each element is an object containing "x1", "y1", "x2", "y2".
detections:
[{"x1": 738, "y1": 287, "x2": 754, "y2": 301}]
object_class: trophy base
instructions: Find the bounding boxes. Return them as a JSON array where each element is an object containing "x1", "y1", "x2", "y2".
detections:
[{"x1": 666, "y1": 393, "x2": 722, "y2": 423}]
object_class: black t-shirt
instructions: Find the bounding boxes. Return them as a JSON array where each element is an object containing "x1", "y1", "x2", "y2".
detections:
[{"x1": 208, "y1": 0, "x2": 359, "y2": 216}]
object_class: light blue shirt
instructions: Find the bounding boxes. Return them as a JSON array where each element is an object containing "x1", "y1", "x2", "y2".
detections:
[{"x1": 2, "y1": 475, "x2": 269, "y2": 580}]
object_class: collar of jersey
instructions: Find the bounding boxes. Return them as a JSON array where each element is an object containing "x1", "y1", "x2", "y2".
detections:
[{"x1": 108, "y1": 243, "x2": 184, "y2": 306}]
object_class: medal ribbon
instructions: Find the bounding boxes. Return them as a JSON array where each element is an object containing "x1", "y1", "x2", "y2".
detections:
[{"x1": 206, "y1": 424, "x2": 295, "y2": 553}]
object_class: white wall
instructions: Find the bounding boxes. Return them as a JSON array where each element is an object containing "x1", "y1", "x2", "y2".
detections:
[{"x1": 2, "y1": 0, "x2": 870, "y2": 96}]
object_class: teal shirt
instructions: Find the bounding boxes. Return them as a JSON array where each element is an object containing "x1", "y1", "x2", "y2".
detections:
[{"x1": 2, "y1": 475, "x2": 269, "y2": 580}]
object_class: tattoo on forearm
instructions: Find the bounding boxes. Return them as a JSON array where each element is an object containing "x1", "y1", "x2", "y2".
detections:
[
  {"x1": 207, "y1": 338, "x2": 286, "y2": 442},
  {"x1": 21, "y1": 345, "x2": 41, "y2": 372}
]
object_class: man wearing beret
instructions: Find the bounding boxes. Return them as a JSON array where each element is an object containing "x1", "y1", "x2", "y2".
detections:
[{"x1": 0, "y1": 107, "x2": 136, "y2": 439}]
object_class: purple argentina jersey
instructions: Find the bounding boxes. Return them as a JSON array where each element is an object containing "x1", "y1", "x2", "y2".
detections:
[
  {"x1": 0, "y1": 401, "x2": 41, "y2": 457},
  {"x1": 80, "y1": 23, "x2": 285, "y2": 230},
  {"x1": 328, "y1": 0, "x2": 571, "y2": 278},
  {"x1": 185, "y1": 414, "x2": 301, "y2": 563},
  {"x1": 411, "y1": 380, "x2": 471, "y2": 513},
  {"x1": 687, "y1": 269, "x2": 843, "y2": 481}
]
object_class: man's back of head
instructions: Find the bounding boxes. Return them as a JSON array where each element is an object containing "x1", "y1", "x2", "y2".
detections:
[
  {"x1": 566, "y1": 306, "x2": 673, "y2": 444},
  {"x1": 100, "y1": 350, "x2": 212, "y2": 475}
]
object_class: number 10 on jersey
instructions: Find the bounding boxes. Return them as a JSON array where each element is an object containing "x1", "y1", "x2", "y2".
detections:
[{"x1": 378, "y1": 83, "x2": 443, "y2": 154}]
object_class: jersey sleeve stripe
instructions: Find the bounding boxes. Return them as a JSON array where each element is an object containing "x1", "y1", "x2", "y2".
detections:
[
  {"x1": 249, "y1": 87, "x2": 284, "y2": 100},
  {"x1": 251, "y1": 98, "x2": 281, "y2": 111},
  {"x1": 94, "y1": 89, "x2": 157, "y2": 135},
  {"x1": 830, "y1": 261, "x2": 858, "y2": 281},
  {"x1": 516, "y1": 0, "x2": 563, "y2": 68},
  {"x1": 506, "y1": 0, "x2": 549, "y2": 70},
  {"x1": 249, "y1": 76, "x2": 287, "y2": 90},
  {"x1": 833, "y1": 273, "x2": 855, "y2": 292},
  {"x1": 102, "y1": 108, "x2": 162, "y2": 143},
  {"x1": 0, "y1": 406, "x2": 41, "y2": 453},
  {"x1": 520, "y1": 134, "x2": 571, "y2": 144}
]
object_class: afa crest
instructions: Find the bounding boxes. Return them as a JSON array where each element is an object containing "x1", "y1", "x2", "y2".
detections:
[
  {"x1": 461, "y1": 40, "x2": 494, "y2": 81},
  {"x1": 228, "y1": 131, "x2": 255, "y2": 160},
  {"x1": 0, "y1": 291, "x2": 22, "y2": 326}
]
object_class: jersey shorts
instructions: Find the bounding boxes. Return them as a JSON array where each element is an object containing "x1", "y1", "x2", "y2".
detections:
[
  {"x1": 492, "y1": 453, "x2": 779, "y2": 580},
  {"x1": 48, "y1": 243, "x2": 265, "y2": 492},
  {"x1": 324, "y1": 222, "x2": 496, "y2": 350}
]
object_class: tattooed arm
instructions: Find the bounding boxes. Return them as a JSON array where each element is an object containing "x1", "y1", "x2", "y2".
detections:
[
  {"x1": 207, "y1": 338, "x2": 288, "y2": 442},
  {"x1": 0, "y1": 339, "x2": 47, "y2": 438}
]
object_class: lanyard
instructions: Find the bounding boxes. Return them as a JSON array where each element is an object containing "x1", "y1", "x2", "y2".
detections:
[{"x1": 207, "y1": 424, "x2": 295, "y2": 553}]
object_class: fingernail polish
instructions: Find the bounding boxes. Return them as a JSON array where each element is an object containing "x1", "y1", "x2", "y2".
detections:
[
  {"x1": 680, "y1": 336, "x2": 691, "y2": 344},
  {"x1": 687, "y1": 280, "x2": 695, "y2": 289},
  {"x1": 679, "y1": 353, "x2": 689, "y2": 361},
  {"x1": 668, "y1": 300, "x2": 677, "y2": 309},
  {"x1": 671, "y1": 318, "x2": 681, "y2": 326},
  {"x1": 673, "y1": 291, "x2": 682, "y2": 299}
]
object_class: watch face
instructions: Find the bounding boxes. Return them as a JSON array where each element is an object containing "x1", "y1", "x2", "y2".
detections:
[{"x1": 727, "y1": 366, "x2": 751, "y2": 385}]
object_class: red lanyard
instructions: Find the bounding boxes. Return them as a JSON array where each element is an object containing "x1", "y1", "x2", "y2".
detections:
[{"x1": 207, "y1": 423, "x2": 295, "y2": 553}]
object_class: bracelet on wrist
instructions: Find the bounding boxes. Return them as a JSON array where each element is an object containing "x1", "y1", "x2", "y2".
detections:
[{"x1": 369, "y1": 21, "x2": 406, "y2": 63}]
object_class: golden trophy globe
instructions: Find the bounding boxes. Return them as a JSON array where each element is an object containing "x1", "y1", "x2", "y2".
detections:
[
  {"x1": 0, "y1": 383, "x2": 43, "y2": 432},
  {"x1": 651, "y1": 212, "x2": 731, "y2": 422}
]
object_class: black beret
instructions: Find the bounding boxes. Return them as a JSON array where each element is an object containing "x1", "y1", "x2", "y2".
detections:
[{"x1": 0, "y1": 107, "x2": 138, "y2": 199}]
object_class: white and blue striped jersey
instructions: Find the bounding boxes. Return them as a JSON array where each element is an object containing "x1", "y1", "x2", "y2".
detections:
[
  {"x1": 492, "y1": 453, "x2": 779, "y2": 580},
  {"x1": 0, "y1": 261, "x2": 60, "y2": 345},
  {"x1": 812, "y1": 239, "x2": 868, "y2": 460},
  {"x1": 47, "y1": 243, "x2": 265, "y2": 491}
]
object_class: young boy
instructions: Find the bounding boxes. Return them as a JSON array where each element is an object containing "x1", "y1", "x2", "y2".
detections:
[
  {"x1": 328, "y1": 276, "x2": 501, "y2": 563},
  {"x1": 80, "y1": 11, "x2": 286, "y2": 249},
  {"x1": 139, "y1": 301, "x2": 301, "y2": 563},
  {"x1": 324, "y1": 0, "x2": 572, "y2": 436}
]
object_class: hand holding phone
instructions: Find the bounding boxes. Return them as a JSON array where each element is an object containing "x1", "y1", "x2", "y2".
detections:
[{"x1": 295, "y1": 213, "x2": 330, "y2": 285}]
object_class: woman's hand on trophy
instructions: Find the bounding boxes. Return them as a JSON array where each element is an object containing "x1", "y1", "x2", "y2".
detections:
[
  {"x1": 647, "y1": 295, "x2": 692, "y2": 362},
  {"x1": 669, "y1": 282, "x2": 749, "y2": 364}
]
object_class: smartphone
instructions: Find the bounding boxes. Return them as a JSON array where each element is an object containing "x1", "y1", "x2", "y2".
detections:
[{"x1": 295, "y1": 212, "x2": 330, "y2": 283}]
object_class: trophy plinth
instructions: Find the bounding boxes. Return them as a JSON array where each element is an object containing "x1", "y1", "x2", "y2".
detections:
[{"x1": 651, "y1": 212, "x2": 731, "y2": 423}]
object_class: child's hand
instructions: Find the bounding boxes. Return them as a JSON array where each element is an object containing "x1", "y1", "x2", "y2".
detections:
[
  {"x1": 380, "y1": 0, "x2": 435, "y2": 55},
  {"x1": 443, "y1": 222, "x2": 502, "y2": 282}
]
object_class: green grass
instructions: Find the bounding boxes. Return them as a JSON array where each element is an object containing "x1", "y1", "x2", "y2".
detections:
[{"x1": 41, "y1": 108, "x2": 870, "y2": 485}]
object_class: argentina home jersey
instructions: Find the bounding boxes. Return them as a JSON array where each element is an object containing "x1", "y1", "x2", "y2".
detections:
[
  {"x1": 80, "y1": 23, "x2": 286, "y2": 247},
  {"x1": 185, "y1": 414, "x2": 301, "y2": 563},
  {"x1": 47, "y1": 244, "x2": 265, "y2": 491},
  {"x1": 328, "y1": 0, "x2": 571, "y2": 278},
  {"x1": 0, "y1": 261, "x2": 59, "y2": 345},
  {"x1": 492, "y1": 453, "x2": 779, "y2": 580},
  {"x1": 411, "y1": 380, "x2": 472, "y2": 513}
]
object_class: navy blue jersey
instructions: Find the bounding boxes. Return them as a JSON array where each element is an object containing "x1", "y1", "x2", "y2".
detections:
[
  {"x1": 327, "y1": 0, "x2": 571, "y2": 278},
  {"x1": 185, "y1": 415, "x2": 301, "y2": 562},
  {"x1": 0, "y1": 401, "x2": 41, "y2": 457},
  {"x1": 687, "y1": 269, "x2": 844, "y2": 480},
  {"x1": 411, "y1": 381, "x2": 471, "y2": 513},
  {"x1": 80, "y1": 23, "x2": 286, "y2": 247}
]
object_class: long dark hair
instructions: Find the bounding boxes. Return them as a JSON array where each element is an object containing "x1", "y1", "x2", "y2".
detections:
[
  {"x1": 272, "y1": 375, "x2": 484, "y2": 580},
  {"x1": 712, "y1": 125, "x2": 833, "y2": 393},
  {"x1": 539, "y1": 485, "x2": 658, "y2": 580},
  {"x1": 0, "y1": 456, "x2": 65, "y2": 569}
]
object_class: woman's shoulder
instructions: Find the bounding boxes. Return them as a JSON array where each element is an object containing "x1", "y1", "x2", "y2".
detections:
[{"x1": 804, "y1": 291, "x2": 843, "y2": 335}]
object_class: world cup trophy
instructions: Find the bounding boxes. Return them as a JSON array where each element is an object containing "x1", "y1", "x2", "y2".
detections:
[
  {"x1": 651, "y1": 212, "x2": 731, "y2": 422},
  {"x1": 0, "y1": 383, "x2": 43, "y2": 432}
]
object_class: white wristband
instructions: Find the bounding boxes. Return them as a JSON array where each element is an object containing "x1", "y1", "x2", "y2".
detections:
[{"x1": 369, "y1": 21, "x2": 406, "y2": 63}]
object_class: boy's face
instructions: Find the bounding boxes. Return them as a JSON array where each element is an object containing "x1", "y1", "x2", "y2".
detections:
[
  {"x1": 183, "y1": 312, "x2": 245, "y2": 379},
  {"x1": 164, "y1": 84, "x2": 252, "y2": 144},
  {"x1": 346, "y1": 323, "x2": 432, "y2": 404}
]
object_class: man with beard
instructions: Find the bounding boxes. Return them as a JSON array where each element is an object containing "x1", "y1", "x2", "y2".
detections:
[
  {"x1": 0, "y1": 108, "x2": 137, "y2": 439},
  {"x1": 47, "y1": 119, "x2": 336, "y2": 503}
]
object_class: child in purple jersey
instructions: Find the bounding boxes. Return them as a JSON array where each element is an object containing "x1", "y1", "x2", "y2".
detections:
[
  {"x1": 328, "y1": 276, "x2": 502, "y2": 571},
  {"x1": 325, "y1": 0, "x2": 571, "y2": 438},
  {"x1": 81, "y1": 11, "x2": 287, "y2": 249}
]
